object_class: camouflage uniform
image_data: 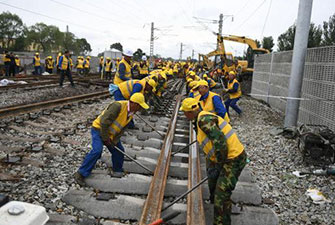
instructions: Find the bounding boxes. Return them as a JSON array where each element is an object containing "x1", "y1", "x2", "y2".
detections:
[{"x1": 198, "y1": 114, "x2": 247, "y2": 225}]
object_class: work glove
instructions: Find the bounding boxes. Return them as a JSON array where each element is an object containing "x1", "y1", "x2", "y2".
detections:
[
  {"x1": 103, "y1": 139, "x2": 113, "y2": 147},
  {"x1": 207, "y1": 167, "x2": 220, "y2": 179}
]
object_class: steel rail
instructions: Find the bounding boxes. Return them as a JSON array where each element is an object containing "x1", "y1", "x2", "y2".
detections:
[
  {"x1": 0, "y1": 90, "x2": 109, "y2": 119},
  {"x1": 139, "y1": 95, "x2": 182, "y2": 225},
  {"x1": 187, "y1": 122, "x2": 206, "y2": 225}
]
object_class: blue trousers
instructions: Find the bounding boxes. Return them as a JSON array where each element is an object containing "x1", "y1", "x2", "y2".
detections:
[
  {"x1": 224, "y1": 98, "x2": 242, "y2": 115},
  {"x1": 113, "y1": 89, "x2": 135, "y2": 128},
  {"x1": 79, "y1": 128, "x2": 125, "y2": 177},
  {"x1": 34, "y1": 66, "x2": 42, "y2": 75}
]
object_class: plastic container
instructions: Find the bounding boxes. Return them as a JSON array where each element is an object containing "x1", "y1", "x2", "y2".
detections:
[{"x1": 0, "y1": 201, "x2": 49, "y2": 225}]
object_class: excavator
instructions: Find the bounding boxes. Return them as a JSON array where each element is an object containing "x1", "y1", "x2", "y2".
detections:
[
  {"x1": 222, "y1": 35, "x2": 270, "y2": 73},
  {"x1": 198, "y1": 33, "x2": 270, "y2": 75}
]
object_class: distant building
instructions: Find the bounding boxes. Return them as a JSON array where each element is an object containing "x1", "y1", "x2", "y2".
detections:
[{"x1": 103, "y1": 48, "x2": 122, "y2": 60}]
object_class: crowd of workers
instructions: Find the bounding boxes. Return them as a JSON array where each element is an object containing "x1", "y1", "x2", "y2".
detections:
[
  {"x1": 71, "y1": 49, "x2": 244, "y2": 225},
  {"x1": 2, "y1": 47, "x2": 244, "y2": 225}
]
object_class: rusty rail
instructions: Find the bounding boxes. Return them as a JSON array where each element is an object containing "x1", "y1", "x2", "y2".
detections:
[
  {"x1": 187, "y1": 122, "x2": 206, "y2": 225},
  {"x1": 0, "y1": 90, "x2": 109, "y2": 119},
  {"x1": 139, "y1": 95, "x2": 182, "y2": 224}
]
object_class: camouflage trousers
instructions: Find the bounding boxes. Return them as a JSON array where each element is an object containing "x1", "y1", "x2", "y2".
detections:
[{"x1": 207, "y1": 151, "x2": 247, "y2": 225}]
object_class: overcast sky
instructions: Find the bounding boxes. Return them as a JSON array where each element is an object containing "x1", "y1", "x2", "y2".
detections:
[{"x1": 1, "y1": 0, "x2": 334, "y2": 59}]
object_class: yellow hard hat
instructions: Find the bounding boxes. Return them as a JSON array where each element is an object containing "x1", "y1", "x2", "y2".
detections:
[
  {"x1": 189, "y1": 81, "x2": 198, "y2": 89},
  {"x1": 48, "y1": 56, "x2": 52, "y2": 59},
  {"x1": 100, "y1": 56, "x2": 103, "y2": 58},
  {"x1": 179, "y1": 98, "x2": 199, "y2": 112},
  {"x1": 203, "y1": 74, "x2": 208, "y2": 78},
  {"x1": 35, "y1": 52, "x2": 39, "y2": 55},
  {"x1": 130, "y1": 93, "x2": 149, "y2": 109},
  {"x1": 58, "y1": 53, "x2": 62, "y2": 56},
  {"x1": 189, "y1": 71, "x2": 196, "y2": 76},
  {"x1": 217, "y1": 69, "x2": 222, "y2": 73},
  {"x1": 229, "y1": 71, "x2": 236, "y2": 76},
  {"x1": 187, "y1": 78, "x2": 193, "y2": 83},
  {"x1": 193, "y1": 80, "x2": 208, "y2": 89},
  {"x1": 86, "y1": 56, "x2": 91, "y2": 59},
  {"x1": 147, "y1": 79, "x2": 157, "y2": 92},
  {"x1": 160, "y1": 71, "x2": 167, "y2": 80},
  {"x1": 106, "y1": 57, "x2": 111, "y2": 60}
]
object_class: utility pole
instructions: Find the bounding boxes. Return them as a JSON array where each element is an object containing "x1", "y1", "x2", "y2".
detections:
[
  {"x1": 217, "y1": 14, "x2": 223, "y2": 49},
  {"x1": 191, "y1": 49, "x2": 194, "y2": 60},
  {"x1": 149, "y1": 22, "x2": 154, "y2": 68},
  {"x1": 179, "y1": 43, "x2": 183, "y2": 60},
  {"x1": 284, "y1": 0, "x2": 313, "y2": 127}
]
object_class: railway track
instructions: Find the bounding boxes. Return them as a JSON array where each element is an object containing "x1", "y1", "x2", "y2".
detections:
[{"x1": 0, "y1": 78, "x2": 278, "y2": 225}]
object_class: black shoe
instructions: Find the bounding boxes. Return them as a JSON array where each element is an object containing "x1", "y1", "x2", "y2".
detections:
[{"x1": 74, "y1": 172, "x2": 86, "y2": 186}]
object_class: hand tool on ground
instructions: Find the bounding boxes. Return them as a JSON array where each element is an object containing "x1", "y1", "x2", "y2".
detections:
[
  {"x1": 134, "y1": 114, "x2": 165, "y2": 138},
  {"x1": 300, "y1": 168, "x2": 335, "y2": 176},
  {"x1": 148, "y1": 211, "x2": 181, "y2": 225},
  {"x1": 171, "y1": 140, "x2": 197, "y2": 156},
  {"x1": 162, "y1": 176, "x2": 209, "y2": 212},
  {"x1": 113, "y1": 145, "x2": 154, "y2": 175}
]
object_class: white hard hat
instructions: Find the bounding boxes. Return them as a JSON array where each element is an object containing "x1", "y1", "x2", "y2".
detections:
[
  {"x1": 142, "y1": 55, "x2": 147, "y2": 61},
  {"x1": 123, "y1": 49, "x2": 133, "y2": 57}
]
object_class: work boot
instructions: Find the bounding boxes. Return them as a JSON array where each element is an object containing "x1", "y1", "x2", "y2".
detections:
[
  {"x1": 110, "y1": 171, "x2": 124, "y2": 178},
  {"x1": 74, "y1": 172, "x2": 86, "y2": 186}
]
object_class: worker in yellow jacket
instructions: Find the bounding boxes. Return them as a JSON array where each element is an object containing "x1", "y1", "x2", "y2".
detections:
[
  {"x1": 32, "y1": 52, "x2": 42, "y2": 75},
  {"x1": 76, "y1": 56, "x2": 84, "y2": 76},
  {"x1": 104, "y1": 57, "x2": 113, "y2": 80},
  {"x1": 223, "y1": 71, "x2": 242, "y2": 116},
  {"x1": 113, "y1": 50, "x2": 133, "y2": 85},
  {"x1": 180, "y1": 97, "x2": 246, "y2": 225},
  {"x1": 74, "y1": 93, "x2": 149, "y2": 183},
  {"x1": 58, "y1": 50, "x2": 75, "y2": 87},
  {"x1": 14, "y1": 55, "x2": 20, "y2": 75},
  {"x1": 45, "y1": 56, "x2": 54, "y2": 74}
]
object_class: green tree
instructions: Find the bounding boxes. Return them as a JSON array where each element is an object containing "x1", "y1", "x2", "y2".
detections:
[
  {"x1": 308, "y1": 23, "x2": 322, "y2": 48},
  {"x1": 110, "y1": 42, "x2": 123, "y2": 52},
  {"x1": 322, "y1": 13, "x2": 335, "y2": 46},
  {"x1": 277, "y1": 23, "x2": 323, "y2": 51},
  {"x1": 0, "y1": 11, "x2": 25, "y2": 50},
  {"x1": 262, "y1": 36, "x2": 274, "y2": 52},
  {"x1": 277, "y1": 25, "x2": 296, "y2": 51},
  {"x1": 74, "y1": 38, "x2": 91, "y2": 55},
  {"x1": 26, "y1": 23, "x2": 63, "y2": 52}
]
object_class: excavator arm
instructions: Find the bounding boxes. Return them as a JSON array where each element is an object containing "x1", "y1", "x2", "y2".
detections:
[{"x1": 222, "y1": 35, "x2": 270, "y2": 54}]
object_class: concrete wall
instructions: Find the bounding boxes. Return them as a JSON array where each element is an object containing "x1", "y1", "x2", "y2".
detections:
[{"x1": 251, "y1": 46, "x2": 335, "y2": 131}]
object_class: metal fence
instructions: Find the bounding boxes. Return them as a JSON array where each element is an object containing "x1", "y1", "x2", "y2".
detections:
[{"x1": 251, "y1": 45, "x2": 335, "y2": 131}]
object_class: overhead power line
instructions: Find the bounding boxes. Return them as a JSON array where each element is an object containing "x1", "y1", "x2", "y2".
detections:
[
  {"x1": 236, "y1": 0, "x2": 267, "y2": 31},
  {"x1": 0, "y1": 1, "x2": 99, "y2": 32},
  {"x1": 261, "y1": 0, "x2": 273, "y2": 39}
]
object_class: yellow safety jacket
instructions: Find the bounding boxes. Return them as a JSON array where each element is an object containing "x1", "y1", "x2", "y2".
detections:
[
  {"x1": 105, "y1": 61, "x2": 112, "y2": 72},
  {"x1": 92, "y1": 101, "x2": 132, "y2": 142},
  {"x1": 77, "y1": 59, "x2": 84, "y2": 69},
  {"x1": 139, "y1": 61, "x2": 149, "y2": 75},
  {"x1": 99, "y1": 58, "x2": 104, "y2": 66},
  {"x1": 56, "y1": 54, "x2": 61, "y2": 67},
  {"x1": 61, "y1": 56, "x2": 69, "y2": 70},
  {"x1": 207, "y1": 78, "x2": 216, "y2": 88},
  {"x1": 15, "y1": 59, "x2": 20, "y2": 66},
  {"x1": 34, "y1": 56, "x2": 41, "y2": 66},
  {"x1": 190, "y1": 89, "x2": 200, "y2": 98},
  {"x1": 3, "y1": 54, "x2": 10, "y2": 63},
  {"x1": 197, "y1": 111, "x2": 244, "y2": 162},
  {"x1": 114, "y1": 58, "x2": 132, "y2": 85},
  {"x1": 195, "y1": 91, "x2": 230, "y2": 123},
  {"x1": 228, "y1": 79, "x2": 242, "y2": 99},
  {"x1": 118, "y1": 79, "x2": 146, "y2": 99},
  {"x1": 84, "y1": 60, "x2": 90, "y2": 69},
  {"x1": 46, "y1": 59, "x2": 54, "y2": 69},
  {"x1": 70, "y1": 58, "x2": 73, "y2": 68}
]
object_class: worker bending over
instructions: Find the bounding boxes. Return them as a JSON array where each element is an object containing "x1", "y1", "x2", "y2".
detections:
[
  {"x1": 113, "y1": 50, "x2": 133, "y2": 84},
  {"x1": 180, "y1": 98, "x2": 246, "y2": 225},
  {"x1": 224, "y1": 71, "x2": 242, "y2": 116},
  {"x1": 203, "y1": 74, "x2": 218, "y2": 90},
  {"x1": 74, "y1": 93, "x2": 150, "y2": 184},
  {"x1": 193, "y1": 80, "x2": 229, "y2": 122}
]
